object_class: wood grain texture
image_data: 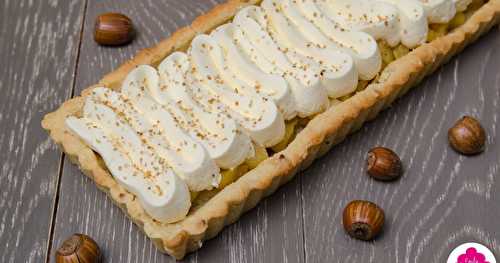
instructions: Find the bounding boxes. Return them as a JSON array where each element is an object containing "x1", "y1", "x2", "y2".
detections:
[
  {"x1": 49, "y1": 1, "x2": 304, "y2": 262},
  {"x1": 302, "y1": 29, "x2": 500, "y2": 263},
  {"x1": 0, "y1": 0, "x2": 85, "y2": 262},
  {"x1": 15, "y1": 0, "x2": 496, "y2": 262}
]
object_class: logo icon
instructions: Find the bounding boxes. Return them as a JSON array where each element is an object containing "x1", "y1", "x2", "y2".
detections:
[{"x1": 448, "y1": 242, "x2": 496, "y2": 263}]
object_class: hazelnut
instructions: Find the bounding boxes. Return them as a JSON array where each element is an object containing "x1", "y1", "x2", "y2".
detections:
[
  {"x1": 448, "y1": 116, "x2": 486, "y2": 155},
  {"x1": 94, "y1": 13, "x2": 135, "y2": 46},
  {"x1": 366, "y1": 147, "x2": 402, "y2": 181},
  {"x1": 56, "y1": 233, "x2": 101, "y2": 263},
  {"x1": 343, "y1": 200, "x2": 385, "y2": 241}
]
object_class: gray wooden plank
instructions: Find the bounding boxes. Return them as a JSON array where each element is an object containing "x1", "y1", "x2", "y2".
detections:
[
  {"x1": 302, "y1": 29, "x2": 500, "y2": 263},
  {"x1": 50, "y1": 1, "x2": 305, "y2": 262},
  {"x1": 0, "y1": 0, "x2": 86, "y2": 262}
]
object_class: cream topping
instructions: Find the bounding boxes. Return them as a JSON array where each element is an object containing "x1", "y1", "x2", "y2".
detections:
[
  {"x1": 322, "y1": 0, "x2": 402, "y2": 46},
  {"x1": 188, "y1": 34, "x2": 286, "y2": 147},
  {"x1": 318, "y1": 0, "x2": 469, "y2": 47},
  {"x1": 261, "y1": 0, "x2": 359, "y2": 98},
  {"x1": 120, "y1": 66, "x2": 221, "y2": 191},
  {"x1": 65, "y1": 117, "x2": 191, "y2": 223},
  {"x1": 156, "y1": 52, "x2": 254, "y2": 169},
  {"x1": 454, "y1": 0, "x2": 473, "y2": 12},
  {"x1": 290, "y1": 0, "x2": 382, "y2": 80},
  {"x1": 88, "y1": 85, "x2": 220, "y2": 192},
  {"x1": 233, "y1": 6, "x2": 330, "y2": 116},
  {"x1": 420, "y1": 0, "x2": 457, "y2": 23},
  {"x1": 211, "y1": 24, "x2": 297, "y2": 120},
  {"x1": 379, "y1": 0, "x2": 428, "y2": 48}
]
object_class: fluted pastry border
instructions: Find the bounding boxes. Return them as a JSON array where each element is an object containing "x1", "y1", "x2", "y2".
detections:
[{"x1": 41, "y1": 0, "x2": 500, "y2": 259}]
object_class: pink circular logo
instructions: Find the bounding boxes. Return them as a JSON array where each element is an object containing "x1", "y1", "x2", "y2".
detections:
[
  {"x1": 458, "y1": 247, "x2": 490, "y2": 263},
  {"x1": 448, "y1": 243, "x2": 496, "y2": 263}
]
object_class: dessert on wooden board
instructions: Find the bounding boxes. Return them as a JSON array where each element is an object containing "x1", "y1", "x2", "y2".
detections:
[{"x1": 42, "y1": 0, "x2": 500, "y2": 259}]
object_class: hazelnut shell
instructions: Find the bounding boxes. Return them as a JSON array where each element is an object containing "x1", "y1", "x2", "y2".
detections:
[
  {"x1": 56, "y1": 233, "x2": 101, "y2": 263},
  {"x1": 94, "y1": 13, "x2": 135, "y2": 46},
  {"x1": 448, "y1": 116, "x2": 486, "y2": 155},
  {"x1": 366, "y1": 147, "x2": 402, "y2": 181},
  {"x1": 343, "y1": 200, "x2": 385, "y2": 241}
]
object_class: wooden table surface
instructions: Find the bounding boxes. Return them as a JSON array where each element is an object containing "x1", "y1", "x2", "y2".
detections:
[{"x1": 1, "y1": 0, "x2": 499, "y2": 262}]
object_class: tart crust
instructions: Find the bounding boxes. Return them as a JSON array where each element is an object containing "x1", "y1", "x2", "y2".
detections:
[{"x1": 42, "y1": 0, "x2": 500, "y2": 259}]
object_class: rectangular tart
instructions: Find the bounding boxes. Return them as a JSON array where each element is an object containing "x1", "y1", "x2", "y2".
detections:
[{"x1": 42, "y1": 0, "x2": 500, "y2": 259}]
